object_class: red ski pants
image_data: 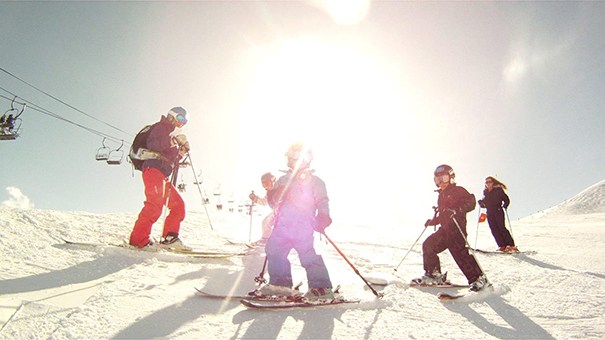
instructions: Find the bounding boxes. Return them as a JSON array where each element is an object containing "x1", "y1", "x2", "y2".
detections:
[{"x1": 130, "y1": 167, "x2": 185, "y2": 248}]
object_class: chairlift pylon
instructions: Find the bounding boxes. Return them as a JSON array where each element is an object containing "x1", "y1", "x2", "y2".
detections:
[{"x1": 106, "y1": 140, "x2": 124, "y2": 165}]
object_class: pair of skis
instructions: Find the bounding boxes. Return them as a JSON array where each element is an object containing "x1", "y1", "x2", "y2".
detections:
[
  {"x1": 409, "y1": 280, "x2": 494, "y2": 301},
  {"x1": 195, "y1": 287, "x2": 360, "y2": 309},
  {"x1": 472, "y1": 248, "x2": 535, "y2": 255},
  {"x1": 62, "y1": 239, "x2": 247, "y2": 258}
]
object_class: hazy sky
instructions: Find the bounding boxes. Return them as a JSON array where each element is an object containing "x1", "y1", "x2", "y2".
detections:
[{"x1": 1, "y1": 1, "x2": 603, "y2": 230}]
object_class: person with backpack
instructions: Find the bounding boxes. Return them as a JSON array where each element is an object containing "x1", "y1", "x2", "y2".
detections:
[
  {"x1": 413, "y1": 164, "x2": 489, "y2": 292},
  {"x1": 255, "y1": 143, "x2": 335, "y2": 301},
  {"x1": 129, "y1": 107, "x2": 191, "y2": 250},
  {"x1": 478, "y1": 176, "x2": 516, "y2": 252}
]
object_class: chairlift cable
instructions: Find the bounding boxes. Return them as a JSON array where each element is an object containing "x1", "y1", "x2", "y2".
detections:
[
  {"x1": 0, "y1": 67, "x2": 133, "y2": 137},
  {"x1": 0, "y1": 92, "x2": 126, "y2": 145}
]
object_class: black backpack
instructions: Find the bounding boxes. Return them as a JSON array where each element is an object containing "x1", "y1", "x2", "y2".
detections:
[{"x1": 129, "y1": 123, "x2": 158, "y2": 171}]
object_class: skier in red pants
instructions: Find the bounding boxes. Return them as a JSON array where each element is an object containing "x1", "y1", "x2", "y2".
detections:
[{"x1": 130, "y1": 107, "x2": 191, "y2": 250}]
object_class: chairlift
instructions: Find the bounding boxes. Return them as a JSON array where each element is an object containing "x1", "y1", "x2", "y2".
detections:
[
  {"x1": 0, "y1": 117, "x2": 22, "y2": 141},
  {"x1": 193, "y1": 171, "x2": 203, "y2": 185},
  {"x1": 177, "y1": 177, "x2": 186, "y2": 192},
  {"x1": 95, "y1": 138, "x2": 110, "y2": 161},
  {"x1": 0, "y1": 97, "x2": 26, "y2": 141},
  {"x1": 106, "y1": 140, "x2": 124, "y2": 165}
]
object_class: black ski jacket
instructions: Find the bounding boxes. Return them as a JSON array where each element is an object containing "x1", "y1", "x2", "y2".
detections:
[
  {"x1": 428, "y1": 184, "x2": 476, "y2": 228},
  {"x1": 479, "y1": 186, "x2": 510, "y2": 212}
]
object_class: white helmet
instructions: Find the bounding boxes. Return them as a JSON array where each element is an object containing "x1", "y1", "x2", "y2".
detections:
[
  {"x1": 285, "y1": 142, "x2": 313, "y2": 164},
  {"x1": 167, "y1": 107, "x2": 189, "y2": 125}
]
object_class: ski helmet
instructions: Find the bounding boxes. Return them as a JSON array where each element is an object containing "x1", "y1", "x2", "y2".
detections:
[
  {"x1": 434, "y1": 164, "x2": 455, "y2": 178},
  {"x1": 261, "y1": 172, "x2": 275, "y2": 183},
  {"x1": 167, "y1": 107, "x2": 189, "y2": 125},
  {"x1": 285, "y1": 142, "x2": 313, "y2": 165},
  {"x1": 434, "y1": 164, "x2": 455, "y2": 187}
]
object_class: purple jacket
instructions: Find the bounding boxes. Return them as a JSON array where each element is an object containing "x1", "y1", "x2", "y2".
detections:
[
  {"x1": 143, "y1": 116, "x2": 179, "y2": 177},
  {"x1": 267, "y1": 169, "x2": 330, "y2": 239}
]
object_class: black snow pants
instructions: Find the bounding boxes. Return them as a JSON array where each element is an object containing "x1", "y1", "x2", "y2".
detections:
[
  {"x1": 486, "y1": 208, "x2": 515, "y2": 247},
  {"x1": 422, "y1": 221, "x2": 483, "y2": 284}
]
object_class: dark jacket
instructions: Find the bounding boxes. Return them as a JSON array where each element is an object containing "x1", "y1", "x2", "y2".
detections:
[
  {"x1": 430, "y1": 184, "x2": 476, "y2": 228},
  {"x1": 143, "y1": 116, "x2": 179, "y2": 177},
  {"x1": 479, "y1": 186, "x2": 510, "y2": 212}
]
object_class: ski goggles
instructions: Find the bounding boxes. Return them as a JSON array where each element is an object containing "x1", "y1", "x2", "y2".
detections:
[
  {"x1": 434, "y1": 174, "x2": 450, "y2": 186},
  {"x1": 175, "y1": 112, "x2": 189, "y2": 125}
]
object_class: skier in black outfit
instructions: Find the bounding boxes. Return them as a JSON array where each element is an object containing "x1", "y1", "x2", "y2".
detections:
[
  {"x1": 413, "y1": 164, "x2": 488, "y2": 292},
  {"x1": 478, "y1": 176, "x2": 517, "y2": 252}
]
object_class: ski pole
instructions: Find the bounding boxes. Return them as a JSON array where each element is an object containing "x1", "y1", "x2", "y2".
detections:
[
  {"x1": 321, "y1": 231, "x2": 383, "y2": 298},
  {"x1": 393, "y1": 207, "x2": 438, "y2": 272},
  {"x1": 474, "y1": 208, "x2": 481, "y2": 250},
  {"x1": 187, "y1": 152, "x2": 214, "y2": 231},
  {"x1": 254, "y1": 256, "x2": 268, "y2": 286},
  {"x1": 393, "y1": 226, "x2": 428, "y2": 273},
  {"x1": 504, "y1": 208, "x2": 514, "y2": 240},
  {"x1": 450, "y1": 212, "x2": 487, "y2": 277},
  {"x1": 248, "y1": 194, "x2": 255, "y2": 243}
]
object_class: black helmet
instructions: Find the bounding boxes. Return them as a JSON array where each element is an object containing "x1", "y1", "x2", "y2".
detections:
[
  {"x1": 434, "y1": 164, "x2": 455, "y2": 178},
  {"x1": 434, "y1": 164, "x2": 456, "y2": 187}
]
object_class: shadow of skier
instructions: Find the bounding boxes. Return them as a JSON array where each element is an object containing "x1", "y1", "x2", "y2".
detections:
[
  {"x1": 514, "y1": 254, "x2": 605, "y2": 279},
  {"x1": 441, "y1": 294, "x2": 554, "y2": 339},
  {"x1": 0, "y1": 252, "x2": 143, "y2": 294},
  {"x1": 230, "y1": 305, "x2": 346, "y2": 339}
]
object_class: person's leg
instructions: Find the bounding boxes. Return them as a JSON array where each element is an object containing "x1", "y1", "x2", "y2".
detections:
[
  {"x1": 162, "y1": 183, "x2": 185, "y2": 238},
  {"x1": 130, "y1": 168, "x2": 166, "y2": 247},
  {"x1": 265, "y1": 231, "x2": 294, "y2": 287},
  {"x1": 422, "y1": 228, "x2": 448, "y2": 275},
  {"x1": 296, "y1": 235, "x2": 332, "y2": 289}
]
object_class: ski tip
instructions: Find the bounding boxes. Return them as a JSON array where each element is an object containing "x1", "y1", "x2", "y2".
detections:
[{"x1": 437, "y1": 292, "x2": 465, "y2": 301}]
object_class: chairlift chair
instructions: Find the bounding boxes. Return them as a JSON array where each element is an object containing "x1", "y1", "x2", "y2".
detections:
[
  {"x1": 0, "y1": 117, "x2": 22, "y2": 141},
  {"x1": 95, "y1": 138, "x2": 110, "y2": 161},
  {"x1": 106, "y1": 140, "x2": 124, "y2": 165},
  {"x1": 1, "y1": 98, "x2": 25, "y2": 141}
]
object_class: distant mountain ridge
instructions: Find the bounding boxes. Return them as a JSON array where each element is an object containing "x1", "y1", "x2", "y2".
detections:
[{"x1": 550, "y1": 179, "x2": 605, "y2": 215}]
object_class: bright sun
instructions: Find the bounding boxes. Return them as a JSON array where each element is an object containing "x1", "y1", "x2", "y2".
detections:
[{"x1": 240, "y1": 36, "x2": 409, "y2": 158}]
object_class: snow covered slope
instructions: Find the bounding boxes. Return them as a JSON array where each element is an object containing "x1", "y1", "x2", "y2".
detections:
[{"x1": 0, "y1": 180, "x2": 604, "y2": 339}]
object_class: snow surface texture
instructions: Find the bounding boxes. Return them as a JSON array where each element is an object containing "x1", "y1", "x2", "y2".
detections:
[{"x1": 1, "y1": 180, "x2": 604, "y2": 339}]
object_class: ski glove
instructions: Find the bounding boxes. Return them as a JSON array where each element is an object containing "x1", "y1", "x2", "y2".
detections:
[
  {"x1": 478, "y1": 199, "x2": 486, "y2": 208},
  {"x1": 314, "y1": 213, "x2": 332, "y2": 233},
  {"x1": 424, "y1": 218, "x2": 437, "y2": 227}
]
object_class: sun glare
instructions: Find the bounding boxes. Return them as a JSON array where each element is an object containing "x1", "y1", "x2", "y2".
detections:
[
  {"x1": 310, "y1": 0, "x2": 371, "y2": 25},
  {"x1": 237, "y1": 36, "x2": 430, "y2": 239}
]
